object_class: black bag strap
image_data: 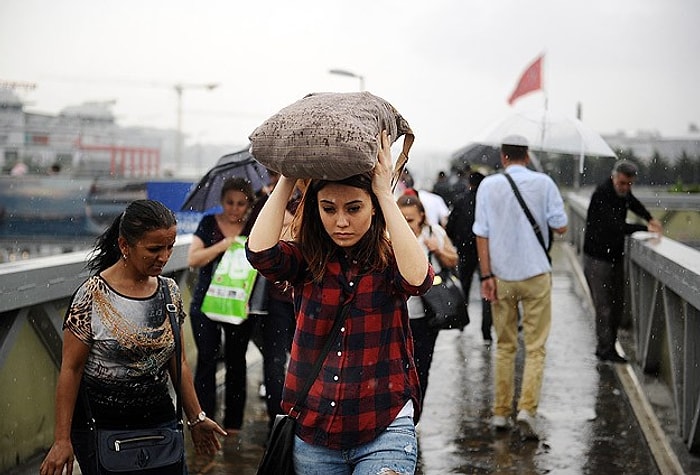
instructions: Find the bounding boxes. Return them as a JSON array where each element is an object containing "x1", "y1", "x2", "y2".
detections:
[
  {"x1": 289, "y1": 265, "x2": 358, "y2": 419},
  {"x1": 289, "y1": 303, "x2": 352, "y2": 418},
  {"x1": 426, "y1": 225, "x2": 437, "y2": 267},
  {"x1": 503, "y1": 173, "x2": 551, "y2": 264},
  {"x1": 161, "y1": 276, "x2": 183, "y2": 421}
]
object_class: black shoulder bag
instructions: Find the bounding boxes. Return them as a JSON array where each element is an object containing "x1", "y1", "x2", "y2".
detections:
[
  {"x1": 84, "y1": 277, "x2": 186, "y2": 474},
  {"x1": 503, "y1": 173, "x2": 552, "y2": 264},
  {"x1": 256, "y1": 274, "x2": 357, "y2": 475},
  {"x1": 421, "y1": 227, "x2": 470, "y2": 331}
]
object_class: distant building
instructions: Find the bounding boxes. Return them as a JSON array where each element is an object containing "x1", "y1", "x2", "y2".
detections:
[
  {"x1": 0, "y1": 88, "x2": 176, "y2": 177},
  {"x1": 603, "y1": 128, "x2": 700, "y2": 164}
]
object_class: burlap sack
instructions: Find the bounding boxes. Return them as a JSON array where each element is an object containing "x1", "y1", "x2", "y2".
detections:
[{"x1": 249, "y1": 92, "x2": 414, "y2": 184}]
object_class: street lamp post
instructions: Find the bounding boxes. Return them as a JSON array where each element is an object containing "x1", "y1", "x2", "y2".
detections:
[
  {"x1": 174, "y1": 82, "x2": 219, "y2": 172},
  {"x1": 328, "y1": 69, "x2": 365, "y2": 91}
]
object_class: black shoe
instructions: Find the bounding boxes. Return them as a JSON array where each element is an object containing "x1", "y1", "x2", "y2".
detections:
[{"x1": 597, "y1": 351, "x2": 628, "y2": 364}]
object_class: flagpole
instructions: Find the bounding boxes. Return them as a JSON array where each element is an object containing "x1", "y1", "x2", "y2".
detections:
[
  {"x1": 541, "y1": 52, "x2": 547, "y2": 111},
  {"x1": 574, "y1": 101, "x2": 584, "y2": 189},
  {"x1": 540, "y1": 54, "x2": 547, "y2": 150}
]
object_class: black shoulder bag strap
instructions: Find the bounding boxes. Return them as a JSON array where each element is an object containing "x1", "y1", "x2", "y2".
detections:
[
  {"x1": 161, "y1": 277, "x2": 183, "y2": 422},
  {"x1": 426, "y1": 226, "x2": 449, "y2": 272},
  {"x1": 288, "y1": 271, "x2": 357, "y2": 419},
  {"x1": 503, "y1": 173, "x2": 552, "y2": 264},
  {"x1": 426, "y1": 225, "x2": 437, "y2": 268}
]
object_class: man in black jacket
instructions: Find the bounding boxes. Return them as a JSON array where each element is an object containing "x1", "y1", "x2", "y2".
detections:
[
  {"x1": 445, "y1": 171, "x2": 492, "y2": 344},
  {"x1": 583, "y1": 160, "x2": 663, "y2": 363}
]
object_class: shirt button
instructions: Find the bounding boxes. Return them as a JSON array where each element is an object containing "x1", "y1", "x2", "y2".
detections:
[
  {"x1": 349, "y1": 282, "x2": 354, "y2": 287},
  {"x1": 337, "y1": 351, "x2": 342, "y2": 356},
  {"x1": 340, "y1": 327, "x2": 345, "y2": 332},
  {"x1": 333, "y1": 375, "x2": 339, "y2": 381},
  {"x1": 330, "y1": 401, "x2": 336, "y2": 407}
]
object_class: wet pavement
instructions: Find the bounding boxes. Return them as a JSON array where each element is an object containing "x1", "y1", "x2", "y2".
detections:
[
  {"x1": 182, "y1": 244, "x2": 660, "y2": 474},
  {"x1": 410, "y1": 245, "x2": 658, "y2": 475},
  {"x1": 8, "y1": 244, "x2": 691, "y2": 474}
]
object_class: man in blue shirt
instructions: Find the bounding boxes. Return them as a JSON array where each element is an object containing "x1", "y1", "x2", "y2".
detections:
[{"x1": 473, "y1": 135, "x2": 568, "y2": 440}]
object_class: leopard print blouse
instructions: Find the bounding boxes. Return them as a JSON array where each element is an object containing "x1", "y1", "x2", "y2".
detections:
[{"x1": 65, "y1": 275, "x2": 186, "y2": 428}]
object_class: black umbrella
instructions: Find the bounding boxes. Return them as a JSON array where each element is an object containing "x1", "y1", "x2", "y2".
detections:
[
  {"x1": 180, "y1": 148, "x2": 270, "y2": 212},
  {"x1": 451, "y1": 142, "x2": 543, "y2": 172},
  {"x1": 451, "y1": 143, "x2": 502, "y2": 171}
]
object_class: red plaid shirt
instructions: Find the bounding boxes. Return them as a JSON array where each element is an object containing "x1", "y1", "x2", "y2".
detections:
[{"x1": 246, "y1": 241, "x2": 433, "y2": 449}]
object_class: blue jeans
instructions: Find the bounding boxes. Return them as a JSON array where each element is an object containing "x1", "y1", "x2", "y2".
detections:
[{"x1": 293, "y1": 416, "x2": 417, "y2": 475}]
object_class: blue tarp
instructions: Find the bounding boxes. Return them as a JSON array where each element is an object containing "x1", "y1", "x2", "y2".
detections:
[{"x1": 147, "y1": 181, "x2": 202, "y2": 234}]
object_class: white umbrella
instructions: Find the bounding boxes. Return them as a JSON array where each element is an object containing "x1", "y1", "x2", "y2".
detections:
[{"x1": 475, "y1": 108, "x2": 616, "y2": 173}]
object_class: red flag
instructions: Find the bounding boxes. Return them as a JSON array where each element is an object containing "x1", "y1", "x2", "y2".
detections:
[{"x1": 507, "y1": 55, "x2": 543, "y2": 105}]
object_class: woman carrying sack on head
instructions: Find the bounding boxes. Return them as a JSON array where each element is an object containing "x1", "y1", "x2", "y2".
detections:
[
  {"x1": 397, "y1": 191, "x2": 459, "y2": 412},
  {"x1": 40, "y1": 200, "x2": 225, "y2": 475},
  {"x1": 187, "y1": 177, "x2": 257, "y2": 435},
  {"x1": 246, "y1": 131, "x2": 433, "y2": 474}
]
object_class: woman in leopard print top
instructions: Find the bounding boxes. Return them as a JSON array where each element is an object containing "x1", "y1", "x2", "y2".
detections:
[{"x1": 40, "y1": 200, "x2": 226, "y2": 475}]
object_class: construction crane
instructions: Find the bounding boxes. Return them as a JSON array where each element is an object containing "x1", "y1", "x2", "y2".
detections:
[
  {"x1": 173, "y1": 83, "x2": 219, "y2": 169},
  {"x1": 37, "y1": 76, "x2": 220, "y2": 170}
]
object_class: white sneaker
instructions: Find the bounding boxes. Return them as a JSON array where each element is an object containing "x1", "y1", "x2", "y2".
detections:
[
  {"x1": 490, "y1": 415, "x2": 511, "y2": 430},
  {"x1": 516, "y1": 410, "x2": 539, "y2": 440}
]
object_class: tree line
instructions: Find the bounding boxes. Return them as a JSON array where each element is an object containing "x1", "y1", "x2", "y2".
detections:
[{"x1": 543, "y1": 149, "x2": 700, "y2": 191}]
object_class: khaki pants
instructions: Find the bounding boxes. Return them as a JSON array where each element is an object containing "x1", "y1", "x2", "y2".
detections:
[{"x1": 491, "y1": 273, "x2": 552, "y2": 417}]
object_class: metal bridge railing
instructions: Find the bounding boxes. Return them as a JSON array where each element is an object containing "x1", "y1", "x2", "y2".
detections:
[
  {"x1": 567, "y1": 192, "x2": 700, "y2": 453},
  {"x1": 0, "y1": 235, "x2": 194, "y2": 471}
]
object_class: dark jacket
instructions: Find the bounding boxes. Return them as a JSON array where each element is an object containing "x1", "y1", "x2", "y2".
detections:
[
  {"x1": 583, "y1": 178, "x2": 652, "y2": 263},
  {"x1": 445, "y1": 190, "x2": 477, "y2": 265}
]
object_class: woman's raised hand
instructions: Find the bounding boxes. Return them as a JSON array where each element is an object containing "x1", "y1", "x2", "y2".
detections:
[{"x1": 372, "y1": 130, "x2": 393, "y2": 198}]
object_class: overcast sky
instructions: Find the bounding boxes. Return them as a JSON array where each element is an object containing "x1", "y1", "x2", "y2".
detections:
[{"x1": 2, "y1": 0, "x2": 699, "y2": 178}]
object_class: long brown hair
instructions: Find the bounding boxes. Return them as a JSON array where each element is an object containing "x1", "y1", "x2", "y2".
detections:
[{"x1": 293, "y1": 173, "x2": 392, "y2": 282}]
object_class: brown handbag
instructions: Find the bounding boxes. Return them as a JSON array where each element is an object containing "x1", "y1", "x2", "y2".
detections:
[{"x1": 249, "y1": 91, "x2": 414, "y2": 187}]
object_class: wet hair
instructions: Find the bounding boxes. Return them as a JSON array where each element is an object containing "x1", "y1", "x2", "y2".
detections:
[
  {"x1": 87, "y1": 199, "x2": 176, "y2": 274},
  {"x1": 293, "y1": 172, "x2": 391, "y2": 282},
  {"x1": 397, "y1": 193, "x2": 426, "y2": 227},
  {"x1": 612, "y1": 160, "x2": 638, "y2": 177},
  {"x1": 501, "y1": 144, "x2": 528, "y2": 161},
  {"x1": 220, "y1": 177, "x2": 255, "y2": 203}
]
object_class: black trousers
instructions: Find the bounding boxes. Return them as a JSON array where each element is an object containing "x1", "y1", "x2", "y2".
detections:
[
  {"x1": 583, "y1": 254, "x2": 625, "y2": 356},
  {"x1": 409, "y1": 316, "x2": 440, "y2": 413},
  {"x1": 189, "y1": 305, "x2": 253, "y2": 429},
  {"x1": 458, "y1": 257, "x2": 493, "y2": 341},
  {"x1": 260, "y1": 297, "x2": 295, "y2": 427}
]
